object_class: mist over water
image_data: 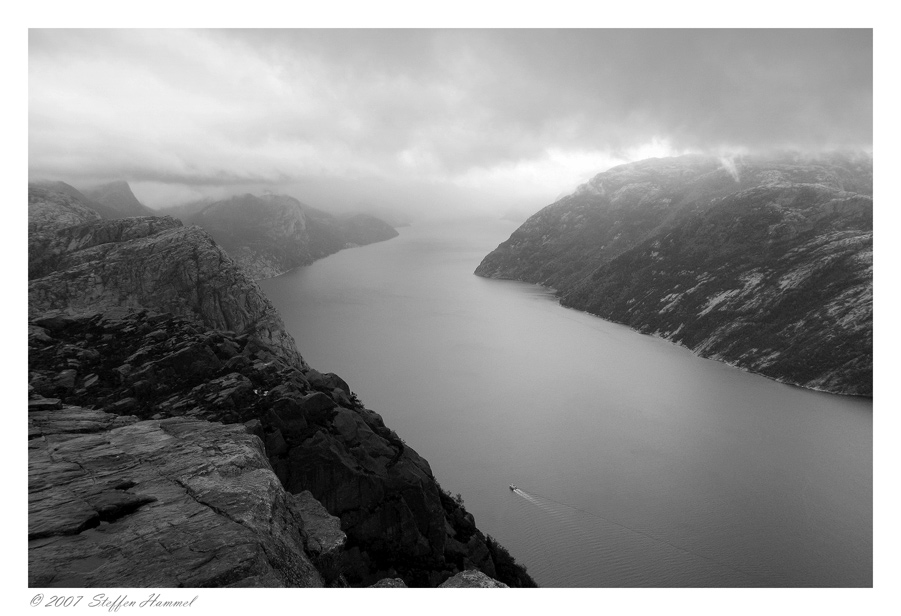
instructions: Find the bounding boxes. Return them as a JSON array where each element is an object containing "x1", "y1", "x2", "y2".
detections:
[{"x1": 260, "y1": 219, "x2": 872, "y2": 587}]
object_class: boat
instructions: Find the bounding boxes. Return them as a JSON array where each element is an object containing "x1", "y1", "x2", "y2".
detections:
[{"x1": 509, "y1": 484, "x2": 517, "y2": 491}]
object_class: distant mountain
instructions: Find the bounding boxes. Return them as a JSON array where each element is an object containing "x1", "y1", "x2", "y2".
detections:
[
  {"x1": 187, "y1": 193, "x2": 399, "y2": 279},
  {"x1": 354, "y1": 207, "x2": 414, "y2": 228},
  {"x1": 29, "y1": 179, "x2": 154, "y2": 223},
  {"x1": 154, "y1": 198, "x2": 212, "y2": 220},
  {"x1": 28, "y1": 181, "x2": 102, "y2": 233},
  {"x1": 475, "y1": 153, "x2": 872, "y2": 396},
  {"x1": 82, "y1": 180, "x2": 155, "y2": 219}
]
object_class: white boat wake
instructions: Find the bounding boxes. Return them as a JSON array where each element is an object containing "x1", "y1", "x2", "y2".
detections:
[{"x1": 509, "y1": 485, "x2": 786, "y2": 585}]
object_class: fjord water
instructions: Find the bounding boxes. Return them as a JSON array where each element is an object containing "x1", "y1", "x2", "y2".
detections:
[{"x1": 260, "y1": 219, "x2": 872, "y2": 587}]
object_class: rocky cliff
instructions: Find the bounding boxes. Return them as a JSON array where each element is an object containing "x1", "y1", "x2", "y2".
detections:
[
  {"x1": 27, "y1": 210, "x2": 301, "y2": 368},
  {"x1": 29, "y1": 184, "x2": 534, "y2": 588},
  {"x1": 82, "y1": 180, "x2": 156, "y2": 219},
  {"x1": 29, "y1": 180, "x2": 153, "y2": 223},
  {"x1": 28, "y1": 181, "x2": 103, "y2": 233},
  {"x1": 475, "y1": 153, "x2": 872, "y2": 396},
  {"x1": 186, "y1": 193, "x2": 399, "y2": 280}
]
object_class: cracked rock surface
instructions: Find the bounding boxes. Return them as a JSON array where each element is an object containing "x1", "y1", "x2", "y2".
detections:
[{"x1": 29, "y1": 403, "x2": 324, "y2": 588}]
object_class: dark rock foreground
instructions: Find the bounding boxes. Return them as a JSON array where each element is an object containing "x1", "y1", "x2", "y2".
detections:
[
  {"x1": 29, "y1": 403, "x2": 330, "y2": 587},
  {"x1": 28, "y1": 186, "x2": 535, "y2": 588}
]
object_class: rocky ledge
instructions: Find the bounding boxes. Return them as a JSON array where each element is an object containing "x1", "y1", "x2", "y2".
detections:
[
  {"x1": 28, "y1": 205, "x2": 534, "y2": 588},
  {"x1": 29, "y1": 400, "x2": 341, "y2": 587},
  {"x1": 28, "y1": 310, "x2": 533, "y2": 586}
]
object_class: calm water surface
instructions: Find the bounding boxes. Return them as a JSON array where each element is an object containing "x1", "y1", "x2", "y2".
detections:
[{"x1": 260, "y1": 219, "x2": 872, "y2": 587}]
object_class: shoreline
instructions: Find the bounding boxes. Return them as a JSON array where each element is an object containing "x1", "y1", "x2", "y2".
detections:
[{"x1": 475, "y1": 272, "x2": 872, "y2": 401}]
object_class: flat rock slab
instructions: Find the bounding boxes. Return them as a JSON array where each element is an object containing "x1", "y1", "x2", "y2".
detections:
[{"x1": 29, "y1": 405, "x2": 322, "y2": 588}]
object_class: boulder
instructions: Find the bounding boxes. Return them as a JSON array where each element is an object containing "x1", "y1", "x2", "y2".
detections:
[
  {"x1": 438, "y1": 570, "x2": 509, "y2": 588},
  {"x1": 370, "y1": 577, "x2": 408, "y2": 588},
  {"x1": 303, "y1": 368, "x2": 350, "y2": 395},
  {"x1": 54, "y1": 369, "x2": 77, "y2": 391},
  {"x1": 265, "y1": 428, "x2": 289, "y2": 457},
  {"x1": 298, "y1": 392, "x2": 337, "y2": 423},
  {"x1": 243, "y1": 418, "x2": 264, "y2": 441},
  {"x1": 290, "y1": 490, "x2": 346, "y2": 557}
]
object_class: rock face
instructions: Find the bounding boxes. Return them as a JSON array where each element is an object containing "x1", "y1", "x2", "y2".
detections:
[
  {"x1": 28, "y1": 310, "x2": 528, "y2": 587},
  {"x1": 475, "y1": 153, "x2": 872, "y2": 396},
  {"x1": 186, "y1": 193, "x2": 399, "y2": 279},
  {"x1": 291, "y1": 491, "x2": 346, "y2": 557},
  {"x1": 81, "y1": 180, "x2": 155, "y2": 219},
  {"x1": 28, "y1": 199, "x2": 302, "y2": 368},
  {"x1": 29, "y1": 401, "x2": 325, "y2": 587},
  {"x1": 28, "y1": 188, "x2": 531, "y2": 588}
]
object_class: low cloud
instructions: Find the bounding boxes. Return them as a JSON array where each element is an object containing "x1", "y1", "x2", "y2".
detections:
[
  {"x1": 28, "y1": 29, "x2": 872, "y2": 216},
  {"x1": 718, "y1": 155, "x2": 742, "y2": 183}
]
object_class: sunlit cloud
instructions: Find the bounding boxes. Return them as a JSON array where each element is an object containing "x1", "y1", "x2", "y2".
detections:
[
  {"x1": 29, "y1": 29, "x2": 872, "y2": 217},
  {"x1": 621, "y1": 138, "x2": 686, "y2": 163}
]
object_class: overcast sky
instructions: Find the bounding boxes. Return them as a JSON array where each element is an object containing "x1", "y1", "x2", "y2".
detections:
[{"x1": 28, "y1": 29, "x2": 872, "y2": 218}]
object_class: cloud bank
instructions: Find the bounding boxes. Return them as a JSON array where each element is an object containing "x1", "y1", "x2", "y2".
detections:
[{"x1": 28, "y1": 29, "x2": 872, "y2": 217}]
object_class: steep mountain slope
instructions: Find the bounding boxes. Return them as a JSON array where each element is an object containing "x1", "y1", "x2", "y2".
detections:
[
  {"x1": 27, "y1": 212, "x2": 301, "y2": 368},
  {"x1": 475, "y1": 153, "x2": 872, "y2": 396},
  {"x1": 187, "y1": 193, "x2": 399, "y2": 279},
  {"x1": 28, "y1": 181, "x2": 103, "y2": 233},
  {"x1": 28, "y1": 185, "x2": 534, "y2": 587},
  {"x1": 82, "y1": 180, "x2": 156, "y2": 218}
]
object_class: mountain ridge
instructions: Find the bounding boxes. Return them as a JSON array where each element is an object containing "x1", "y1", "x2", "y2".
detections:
[
  {"x1": 475, "y1": 153, "x2": 872, "y2": 396},
  {"x1": 185, "y1": 192, "x2": 400, "y2": 280},
  {"x1": 82, "y1": 180, "x2": 156, "y2": 218}
]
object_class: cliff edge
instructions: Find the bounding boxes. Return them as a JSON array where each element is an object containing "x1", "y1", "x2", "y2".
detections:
[
  {"x1": 28, "y1": 183, "x2": 534, "y2": 588},
  {"x1": 476, "y1": 153, "x2": 872, "y2": 396}
]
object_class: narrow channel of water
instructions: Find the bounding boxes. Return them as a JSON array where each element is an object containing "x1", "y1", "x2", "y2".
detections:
[{"x1": 260, "y1": 218, "x2": 872, "y2": 587}]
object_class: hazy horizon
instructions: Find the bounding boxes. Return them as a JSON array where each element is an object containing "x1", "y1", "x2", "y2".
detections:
[{"x1": 29, "y1": 29, "x2": 872, "y2": 220}]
